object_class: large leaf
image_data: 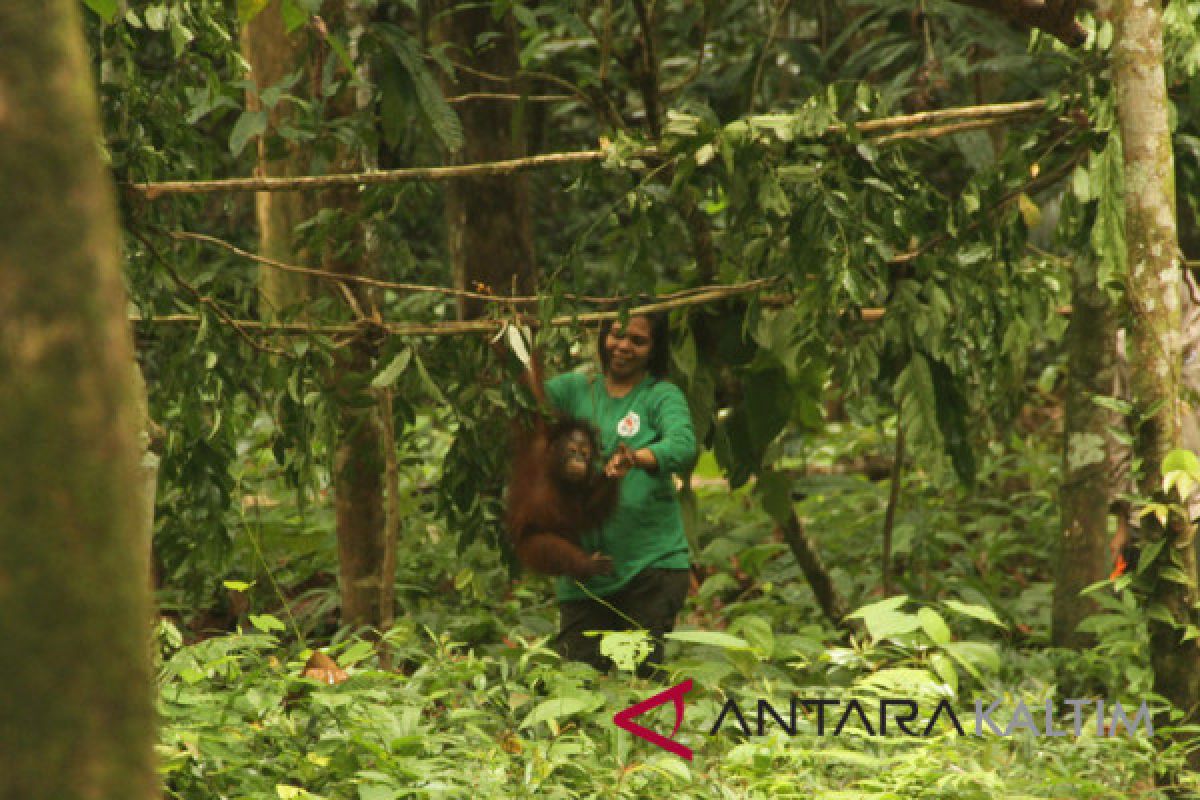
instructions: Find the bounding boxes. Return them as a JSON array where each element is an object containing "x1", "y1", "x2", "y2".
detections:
[
  {"x1": 929, "y1": 356, "x2": 976, "y2": 487},
  {"x1": 83, "y1": 0, "x2": 119, "y2": 22},
  {"x1": 895, "y1": 351, "x2": 943, "y2": 464},
  {"x1": 229, "y1": 110, "x2": 267, "y2": 157},
  {"x1": 374, "y1": 24, "x2": 463, "y2": 153}
]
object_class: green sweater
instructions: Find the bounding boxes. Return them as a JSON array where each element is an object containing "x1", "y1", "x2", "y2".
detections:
[{"x1": 545, "y1": 371, "x2": 697, "y2": 600}]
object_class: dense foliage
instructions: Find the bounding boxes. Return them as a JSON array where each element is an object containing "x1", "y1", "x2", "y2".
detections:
[{"x1": 74, "y1": 0, "x2": 1200, "y2": 796}]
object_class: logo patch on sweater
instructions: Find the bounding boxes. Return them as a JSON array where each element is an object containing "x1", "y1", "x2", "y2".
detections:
[{"x1": 617, "y1": 411, "x2": 640, "y2": 437}]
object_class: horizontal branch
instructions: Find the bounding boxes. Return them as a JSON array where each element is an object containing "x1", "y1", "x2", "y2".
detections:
[
  {"x1": 132, "y1": 295, "x2": 1072, "y2": 340},
  {"x1": 126, "y1": 99, "x2": 1060, "y2": 197},
  {"x1": 162, "y1": 229, "x2": 781, "y2": 307},
  {"x1": 846, "y1": 98, "x2": 1050, "y2": 135},
  {"x1": 131, "y1": 279, "x2": 780, "y2": 337},
  {"x1": 869, "y1": 116, "x2": 1034, "y2": 146},
  {"x1": 127, "y1": 150, "x2": 614, "y2": 197},
  {"x1": 446, "y1": 92, "x2": 571, "y2": 105}
]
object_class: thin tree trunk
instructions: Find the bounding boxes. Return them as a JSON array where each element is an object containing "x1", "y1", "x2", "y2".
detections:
[
  {"x1": 241, "y1": 0, "x2": 317, "y2": 316},
  {"x1": 1053, "y1": 258, "x2": 1117, "y2": 648},
  {"x1": 434, "y1": 2, "x2": 536, "y2": 318},
  {"x1": 241, "y1": 0, "x2": 389, "y2": 630},
  {"x1": 321, "y1": 2, "x2": 389, "y2": 632},
  {"x1": 0, "y1": 4, "x2": 157, "y2": 799},
  {"x1": 1110, "y1": 0, "x2": 1200, "y2": 749},
  {"x1": 779, "y1": 510, "x2": 849, "y2": 627}
]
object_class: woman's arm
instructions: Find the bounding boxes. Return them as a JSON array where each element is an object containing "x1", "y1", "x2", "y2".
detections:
[{"x1": 645, "y1": 383, "x2": 697, "y2": 476}]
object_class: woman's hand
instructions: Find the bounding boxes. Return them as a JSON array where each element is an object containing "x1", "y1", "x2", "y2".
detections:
[
  {"x1": 605, "y1": 445, "x2": 659, "y2": 477},
  {"x1": 605, "y1": 444, "x2": 635, "y2": 478}
]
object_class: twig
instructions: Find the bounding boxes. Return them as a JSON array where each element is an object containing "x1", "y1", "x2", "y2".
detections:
[
  {"x1": 889, "y1": 140, "x2": 1086, "y2": 265},
  {"x1": 168, "y1": 228, "x2": 778, "y2": 307},
  {"x1": 749, "y1": 0, "x2": 791, "y2": 113},
  {"x1": 168, "y1": 230, "x2": 507, "y2": 303},
  {"x1": 130, "y1": 231, "x2": 287, "y2": 356},
  {"x1": 661, "y1": 9, "x2": 709, "y2": 95},
  {"x1": 445, "y1": 92, "x2": 570, "y2": 104},
  {"x1": 869, "y1": 115, "x2": 1037, "y2": 145}
]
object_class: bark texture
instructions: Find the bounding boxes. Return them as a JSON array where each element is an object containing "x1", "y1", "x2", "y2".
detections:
[
  {"x1": 1053, "y1": 260, "x2": 1118, "y2": 648},
  {"x1": 1112, "y1": 0, "x2": 1200, "y2": 729},
  {"x1": 434, "y1": 2, "x2": 535, "y2": 318},
  {"x1": 0, "y1": 4, "x2": 157, "y2": 799},
  {"x1": 241, "y1": 0, "x2": 318, "y2": 315}
]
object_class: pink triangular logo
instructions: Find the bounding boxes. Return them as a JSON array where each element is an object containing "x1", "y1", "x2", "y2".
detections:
[{"x1": 613, "y1": 679, "x2": 694, "y2": 760}]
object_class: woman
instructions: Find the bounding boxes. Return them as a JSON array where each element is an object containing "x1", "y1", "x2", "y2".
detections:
[{"x1": 543, "y1": 313, "x2": 697, "y2": 677}]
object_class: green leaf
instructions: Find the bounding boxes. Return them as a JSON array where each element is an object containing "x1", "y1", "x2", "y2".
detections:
[
  {"x1": 754, "y1": 469, "x2": 793, "y2": 526},
  {"x1": 229, "y1": 110, "x2": 268, "y2": 157},
  {"x1": 942, "y1": 641, "x2": 999, "y2": 682},
  {"x1": 896, "y1": 352, "x2": 943, "y2": 466},
  {"x1": 83, "y1": 0, "x2": 119, "y2": 23},
  {"x1": 942, "y1": 599, "x2": 1006, "y2": 628},
  {"x1": 1163, "y1": 449, "x2": 1200, "y2": 475},
  {"x1": 1163, "y1": 449, "x2": 1200, "y2": 497},
  {"x1": 929, "y1": 652, "x2": 958, "y2": 692},
  {"x1": 370, "y1": 349, "x2": 412, "y2": 388},
  {"x1": 249, "y1": 614, "x2": 286, "y2": 633},
  {"x1": 1091, "y1": 135, "x2": 1127, "y2": 288},
  {"x1": 917, "y1": 608, "x2": 952, "y2": 645},
  {"x1": 664, "y1": 630, "x2": 752, "y2": 650},
  {"x1": 1160, "y1": 566, "x2": 1196, "y2": 587},
  {"x1": 847, "y1": 596, "x2": 921, "y2": 640},
  {"x1": 729, "y1": 616, "x2": 775, "y2": 659},
  {"x1": 1137, "y1": 537, "x2": 1166, "y2": 574},
  {"x1": 929, "y1": 357, "x2": 976, "y2": 486},
  {"x1": 856, "y1": 667, "x2": 940, "y2": 694},
  {"x1": 144, "y1": 5, "x2": 168, "y2": 30},
  {"x1": 280, "y1": 0, "x2": 309, "y2": 33},
  {"x1": 375, "y1": 24, "x2": 463, "y2": 152},
  {"x1": 238, "y1": 0, "x2": 270, "y2": 23},
  {"x1": 519, "y1": 697, "x2": 590, "y2": 729}
]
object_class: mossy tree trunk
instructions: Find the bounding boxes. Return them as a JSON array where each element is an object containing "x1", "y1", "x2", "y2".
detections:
[
  {"x1": 434, "y1": 2, "x2": 535, "y2": 318},
  {"x1": 1110, "y1": 0, "x2": 1200, "y2": 737},
  {"x1": 0, "y1": 4, "x2": 157, "y2": 799},
  {"x1": 241, "y1": 1, "x2": 389, "y2": 630},
  {"x1": 1053, "y1": 259, "x2": 1118, "y2": 648}
]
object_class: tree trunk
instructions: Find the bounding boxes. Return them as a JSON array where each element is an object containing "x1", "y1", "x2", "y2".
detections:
[
  {"x1": 0, "y1": 4, "x2": 157, "y2": 799},
  {"x1": 241, "y1": 1, "x2": 389, "y2": 630},
  {"x1": 434, "y1": 2, "x2": 535, "y2": 318},
  {"x1": 1111, "y1": 0, "x2": 1200, "y2": 741},
  {"x1": 241, "y1": 0, "x2": 319, "y2": 316},
  {"x1": 1053, "y1": 259, "x2": 1117, "y2": 648},
  {"x1": 779, "y1": 510, "x2": 849, "y2": 627}
]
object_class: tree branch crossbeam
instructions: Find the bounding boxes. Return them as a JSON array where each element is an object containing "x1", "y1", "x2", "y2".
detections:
[{"x1": 125, "y1": 99, "x2": 1060, "y2": 197}]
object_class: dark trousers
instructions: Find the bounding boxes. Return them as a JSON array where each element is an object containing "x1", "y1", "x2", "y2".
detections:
[{"x1": 556, "y1": 567, "x2": 690, "y2": 678}]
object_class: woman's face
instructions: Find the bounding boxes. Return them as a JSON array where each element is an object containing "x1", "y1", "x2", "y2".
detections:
[{"x1": 604, "y1": 316, "x2": 654, "y2": 380}]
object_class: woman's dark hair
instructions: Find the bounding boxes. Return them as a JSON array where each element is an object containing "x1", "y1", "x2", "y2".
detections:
[{"x1": 597, "y1": 312, "x2": 671, "y2": 379}]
